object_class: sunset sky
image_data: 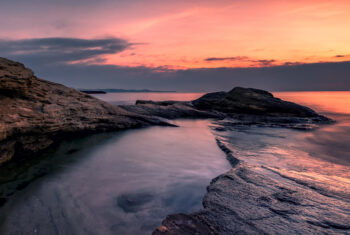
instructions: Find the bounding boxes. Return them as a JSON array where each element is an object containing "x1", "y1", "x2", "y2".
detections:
[{"x1": 1, "y1": 0, "x2": 350, "y2": 91}]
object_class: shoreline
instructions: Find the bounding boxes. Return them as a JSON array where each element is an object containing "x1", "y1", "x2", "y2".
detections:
[
  {"x1": 2, "y1": 118, "x2": 349, "y2": 234},
  {"x1": 0, "y1": 119, "x2": 229, "y2": 234},
  {"x1": 1, "y1": 58, "x2": 342, "y2": 234},
  {"x1": 154, "y1": 118, "x2": 350, "y2": 234}
]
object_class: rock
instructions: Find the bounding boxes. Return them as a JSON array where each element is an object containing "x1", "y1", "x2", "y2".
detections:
[
  {"x1": 152, "y1": 214, "x2": 216, "y2": 235},
  {"x1": 121, "y1": 101, "x2": 223, "y2": 119},
  {"x1": 0, "y1": 58, "x2": 34, "y2": 97},
  {"x1": 117, "y1": 191, "x2": 155, "y2": 213},
  {"x1": 0, "y1": 58, "x2": 171, "y2": 165},
  {"x1": 123, "y1": 87, "x2": 332, "y2": 130},
  {"x1": 192, "y1": 87, "x2": 320, "y2": 117},
  {"x1": 156, "y1": 140, "x2": 350, "y2": 234}
]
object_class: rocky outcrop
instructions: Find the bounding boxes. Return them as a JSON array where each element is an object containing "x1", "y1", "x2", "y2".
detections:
[
  {"x1": 2, "y1": 57, "x2": 329, "y2": 167},
  {"x1": 0, "y1": 58, "x2": 170, "y2": 165},
  {"x1": 126, "y1": 87, "x2": 331, "y2": 120},
  {"x1": 151, "y1": 91, "x2": 336, "y2": 234},
  {"x1": 155, "y1": 140, "x2": 350, "y2": 235},
  {"x1": 124, "y1": 88, "x2": 332, "y2": 130},
  {"x1": 192, "y1": 87, "x2": 318, "y2": 117}
]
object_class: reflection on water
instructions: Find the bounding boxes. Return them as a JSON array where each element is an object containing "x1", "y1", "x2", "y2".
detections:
[
  {"x1": 216, "y1": 91, "x2": 350, "y2": 203},
  {"x1": 275, "y1": 91, "x2": 350, "y2": 167},
  {"x1": 274, "y1": 91, "x2": 350, "y2": 114},
  {"x1": 0, "y1": 120, "x2": 229, "y2": 235}
]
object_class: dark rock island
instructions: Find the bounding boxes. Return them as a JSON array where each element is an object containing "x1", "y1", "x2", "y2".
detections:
[
  {"x1": 192, "y1": 87, "x2": 317, "y2": 117},
  {"x1": 124, "y1": 86, "x2": 331, "y2": 130}
]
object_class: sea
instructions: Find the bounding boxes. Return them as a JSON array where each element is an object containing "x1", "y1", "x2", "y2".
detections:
[{"x1": 0, "y1": 91, "x2": 349, "y2": 234}]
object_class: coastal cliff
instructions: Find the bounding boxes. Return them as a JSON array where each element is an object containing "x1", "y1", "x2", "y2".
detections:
[{"x1": 0, "y1": 58, "x2": 169, "y2": 165}]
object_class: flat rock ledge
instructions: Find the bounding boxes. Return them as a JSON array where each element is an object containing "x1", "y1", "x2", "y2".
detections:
[
  {"x1": 0, "y1": 58, "x2": 171, "y2": 165},
  {"x1": 154, "y1": 140, "x2": 350, "y2": 235}
]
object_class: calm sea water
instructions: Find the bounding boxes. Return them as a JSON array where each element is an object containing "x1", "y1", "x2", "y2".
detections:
[
  {"x1": 274, "y1": 91, "x2": 350, "y2": 168},
  {"x1": 0, "y1": 91, "x2": 349, "y2": 234},
  {"x1": 0, "y1": 97, "x2": 228, "y2": 234},
  {"x1": 215, "y1": 91, "x2": 350, "y2": 202}
]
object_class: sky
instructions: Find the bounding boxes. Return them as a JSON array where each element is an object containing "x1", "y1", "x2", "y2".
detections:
[{"x1": 0, "y1": 0, "x2": 350, "y2": 91}]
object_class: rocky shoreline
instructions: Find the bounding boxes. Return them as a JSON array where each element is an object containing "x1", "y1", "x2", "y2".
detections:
[
  {"x1": 154, "y1": 136, "x2": 350, "y2": 234},
  {"x1": 0, "y1": 58, "x2": 173, "y2": 166},
  {"x1": 0, "y1": 57, "x2": 331, "y2": 167},
  {"x1": 0, "y1": 58, "x2": 338, "y2": 234}
]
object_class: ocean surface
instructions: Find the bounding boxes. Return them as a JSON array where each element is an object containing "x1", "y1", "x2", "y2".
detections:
[{"x1": 0, "y1": 91, "x2": 349, "y2": 234}]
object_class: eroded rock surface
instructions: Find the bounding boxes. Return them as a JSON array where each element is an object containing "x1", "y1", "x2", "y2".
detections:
[
  {"x1": 0, "y1": 58, "x2": 169, "y2": 165},
  {"x1": 150, "y1": 90, "x2": 342, "y2": 234},
  {"x1": 156, "y1": 140, "x2": 350, "y2": 235}
]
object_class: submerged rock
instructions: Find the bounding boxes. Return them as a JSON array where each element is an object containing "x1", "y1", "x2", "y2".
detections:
[
  {"x1": 117, "y1": 191, "x2": 155, "y2": 213},
  {"x1": 0, "y1": 58, "x2": 170, "y2": 165}
]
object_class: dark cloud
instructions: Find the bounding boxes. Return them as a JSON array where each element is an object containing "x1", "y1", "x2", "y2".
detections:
[
  {"x1": 0, "y1": 37, "x2": 130, "y2": 64},
  {"x1": 252, "y1": 59, "x2": 276, "y2": 66},
  {"x1": 282, "y1": 61, "x2": 303, "y2": 66},
  {"x1": 205, "y1": 56, "x2": 249, "y2": 61},
  {"x1": 334, "y1": 54, "x2": 350, "y2": 58},
  {"x1": 205, "y1": 56, "x2": 277, "y2": 66}
]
